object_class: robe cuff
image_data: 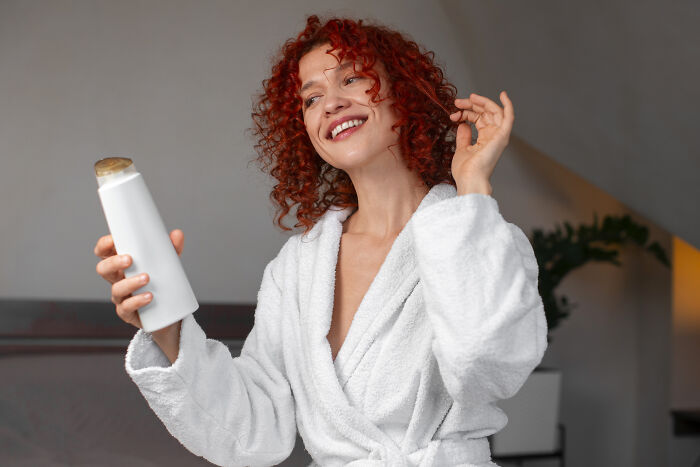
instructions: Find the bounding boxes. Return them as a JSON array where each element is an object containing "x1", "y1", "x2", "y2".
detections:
[
  {"x1": 411, "y1": 192, "x2": 500, "y2": 235},
  {"x1": 125, "y1": 312, "x2": 202, "y2": 388}
]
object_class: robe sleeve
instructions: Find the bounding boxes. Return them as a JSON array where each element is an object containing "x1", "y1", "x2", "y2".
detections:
[
  {"x1": 124, "y1": 242, "x2": 297, "y2": 467},
  {"x1": 410, "y1": 192, "x2": 548, "y2": 408}
]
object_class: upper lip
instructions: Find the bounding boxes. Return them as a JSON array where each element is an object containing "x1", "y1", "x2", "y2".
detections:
[{"x1": 326, "y1": 115, "x2": 368, "y2": 140}]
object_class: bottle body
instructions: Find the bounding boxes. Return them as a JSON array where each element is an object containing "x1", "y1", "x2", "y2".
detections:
[{"x1": 96, "y1": 160, "x2": 198, "y2": 332}]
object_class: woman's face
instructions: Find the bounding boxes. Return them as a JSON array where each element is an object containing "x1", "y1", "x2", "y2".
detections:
[{"x1": 298, "y1": 45, "x2": 400, "y2": 171}]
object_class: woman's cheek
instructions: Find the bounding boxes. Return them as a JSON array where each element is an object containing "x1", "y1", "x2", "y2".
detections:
[{"x1": 306, "y1": 131, "x2": 326, "y2": 159}]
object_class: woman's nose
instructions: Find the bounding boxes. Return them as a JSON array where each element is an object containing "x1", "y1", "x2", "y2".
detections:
[{"x1": 323, "y1": 90, "x2": 351, "y2": 114}]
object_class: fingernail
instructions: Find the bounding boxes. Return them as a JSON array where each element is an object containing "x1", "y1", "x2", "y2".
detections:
[
  {"x1": 121, "y1": 256, "x2": 129, "y2": 265},
  {"x1": 139, "y1": 274, "x2": 148, "y2": 282},
  {"x1": 144, "y1": 293, "x2": 152, "y2": 300}
]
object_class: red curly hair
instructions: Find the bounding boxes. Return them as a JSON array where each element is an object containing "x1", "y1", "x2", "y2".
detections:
[{"x1": 251, "y1": 15, "x2": 458, "y2": 235}]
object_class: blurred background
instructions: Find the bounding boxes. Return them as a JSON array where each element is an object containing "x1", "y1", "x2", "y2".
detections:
[{"x1": 0, "y1": 0, "x2": 698, "y2": 466}]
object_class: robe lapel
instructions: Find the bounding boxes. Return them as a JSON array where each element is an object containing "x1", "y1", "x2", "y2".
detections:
[
  {"x1": 297, "y1": 182, "x2": 457, "y2": 464},
  {"x1": 333, "y1": 183, "x2": 457, "y2": 384},
  {"x1": 333, "y1": 215, "x2": 420, "y2": 387},
  {"x1": 298, "y1": 204, "x2": 404, "y2": 462}
]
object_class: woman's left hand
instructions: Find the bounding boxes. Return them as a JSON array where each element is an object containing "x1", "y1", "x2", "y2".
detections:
[{"x1": 449, "y1": 91, "x2": 514, "y2": 194}]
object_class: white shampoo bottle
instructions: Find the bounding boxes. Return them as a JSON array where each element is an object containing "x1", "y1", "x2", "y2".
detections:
[{"x1": 95, "y1": 157, "x2": 198, "y2": 332}]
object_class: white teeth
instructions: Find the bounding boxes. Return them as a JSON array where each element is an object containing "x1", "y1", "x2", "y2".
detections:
[{"x1": 331, "y1": 119, "x2": 366, "y2": 139}]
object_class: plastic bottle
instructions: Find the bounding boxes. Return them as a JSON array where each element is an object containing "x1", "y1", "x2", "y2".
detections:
[{"x1": 94, "y1": 157, "x2": 198, "y2": 332}]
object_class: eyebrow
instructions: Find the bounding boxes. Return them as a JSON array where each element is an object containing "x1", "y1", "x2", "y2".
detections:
[{"x1": 299, "y1": 61, "x2": 356, "y2": 94}]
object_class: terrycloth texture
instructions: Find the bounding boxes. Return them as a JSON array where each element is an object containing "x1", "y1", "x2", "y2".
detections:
[{"x1": 125, "y1": 182, "x2": 548, "y2": 467}]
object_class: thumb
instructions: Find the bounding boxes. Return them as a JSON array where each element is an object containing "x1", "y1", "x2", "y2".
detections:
[
  {"x1": 170, "y1": 229, "x2": 184, "y2": 256},
  {"x1": 456, "y1": 122, "x2": 472, "y2": 150}
]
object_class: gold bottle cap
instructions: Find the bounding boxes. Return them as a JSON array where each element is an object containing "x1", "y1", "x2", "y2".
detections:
[
  {"x1": 94, "y1": 157, "x2": 133, "y2": 177},
  {"x1": 94, "y1": 157, "x2": 139, "y2": 188}
]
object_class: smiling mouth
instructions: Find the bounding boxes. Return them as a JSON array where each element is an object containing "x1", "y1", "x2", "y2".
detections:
[{"x1": 329, "y1": 119, "x2": 367, "y2": 140}]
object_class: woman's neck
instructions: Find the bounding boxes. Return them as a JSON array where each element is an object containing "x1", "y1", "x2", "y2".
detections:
[{"x1": 342, "y1": 171, "x2": 429, "y2": 241}]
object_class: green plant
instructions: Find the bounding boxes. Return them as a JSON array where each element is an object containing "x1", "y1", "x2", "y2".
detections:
[{"x1": 529, "y1": 213, "x2": 670, "y2": 339}]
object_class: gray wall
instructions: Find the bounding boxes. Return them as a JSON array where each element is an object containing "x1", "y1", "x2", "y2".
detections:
[
  {"x1": 499, "y1": 136, "x2": 673, "y2": 467},
  {"x1": 441, "y1": 0, "x2": 700, "y2": 250},
  {"x1": 0, "y1": 0, "x2": 473, "y2": 303},
  {"x1": 0, "y1": 1, "x2": 690, "y2": 466}
]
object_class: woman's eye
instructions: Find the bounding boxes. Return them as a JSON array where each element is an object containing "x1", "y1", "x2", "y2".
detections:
[
  {"x1": 344, "y1": 75, "x2": 362, "y2": 85},
  {"x1": 304, "y1": 96, "x2": 320, "y2": 108}
]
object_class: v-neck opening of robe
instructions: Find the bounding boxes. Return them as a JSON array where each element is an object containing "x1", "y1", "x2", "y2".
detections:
[
  {"x1": 330, "y1": 210, "x2": 407, "y2": 368},
  {"x1": 319, "y1": 184, "x2": 451, "y2": 376},
  {"x1": 296, "y1": 182, "x2": 466, "y2": 462}
]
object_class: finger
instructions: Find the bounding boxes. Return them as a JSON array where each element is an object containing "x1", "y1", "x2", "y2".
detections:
[
  {"x1": 452, "y1": 98, "x2": 491, "y2": 123},
  {"x1": 501, "y1": 90, "x2": 514, "y2": 129},
  {"x1": 170, "y1": 229, "x2": 184, "y2": 256},
  {"x1": 466, "y1": 109, "x2": 492, "y2": 129},
  {"x1": 469, "y1": 93, "x2": 504, "y2": 116},
  {"x1": 470, "y1": 105, "x2": 498, "y2": 128},
  {"x1": 469, "y1": 102, "x2": 487, "y2": 114},
  {"x1": 453, "y1": 100, "x2": 487, "y2": 115},
  {"x1": 111, "y1": 273, "x2": 149, "y2": 305},
  {"x1": 116, "y1": 294, "x2": 150, "y2": 327},
  {"x1": 455, "y1": 122, "x2": 473, "y2": 149},
  {"x1": 453, "y1": 97, "x2": 473, "y2": 109},
  {"x1": 450, "y1": 99, "x2": 473, "y2": 121},
  {"x1": 492, "y1": 110, "x2": 503, "y2": 127},
  {"x1": 94, "y1": 235, "x2": 116, "y2": 259},
  {"x1": 450, "y1": 108, "x2": 482, "y2": 123},
  {"x1": 96, "y1": 254, "x2": 131, "y2": 283}
]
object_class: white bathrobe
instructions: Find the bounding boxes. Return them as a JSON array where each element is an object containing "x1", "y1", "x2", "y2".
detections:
[{"x1": 125, "y1": 182, "x2": 548, "y2": 467}]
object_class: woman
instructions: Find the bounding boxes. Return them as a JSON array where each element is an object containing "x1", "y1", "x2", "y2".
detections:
[{"x1": 94, "y1": 15, "x2": 547, "y2": 467}]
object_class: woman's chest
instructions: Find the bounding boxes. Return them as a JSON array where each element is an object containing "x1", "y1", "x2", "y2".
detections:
[
  {"x1": 286, "y1": 228, "x2": 448, "y2": 441},
  {"x1": 326, "y1": 234, "x2": 395, "y2": 362}
]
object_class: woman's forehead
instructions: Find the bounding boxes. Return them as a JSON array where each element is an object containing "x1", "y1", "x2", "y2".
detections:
[
  {"x1": 298, "y1": 46, "x2": 385, "y2": 89},
  {"x1": 299, "y1": 47, "x2": 356, "y2": 77}
]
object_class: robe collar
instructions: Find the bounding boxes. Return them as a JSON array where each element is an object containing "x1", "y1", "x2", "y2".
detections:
[
  {"x1": 297, "y1": 182, "x2": 457, "y2": 464},
  {"x1": 315, "y1": 181, "x2": 456, "y2": 370}
]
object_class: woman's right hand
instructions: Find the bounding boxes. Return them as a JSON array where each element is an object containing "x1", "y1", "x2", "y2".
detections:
[{"x1": 94, "y1": 229, "x2": 185, "y2": 330}]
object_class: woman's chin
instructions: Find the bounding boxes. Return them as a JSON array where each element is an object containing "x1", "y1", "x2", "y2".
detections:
[{"x1": 334, "y1": 152, "x2": 391, "y2": 173}]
